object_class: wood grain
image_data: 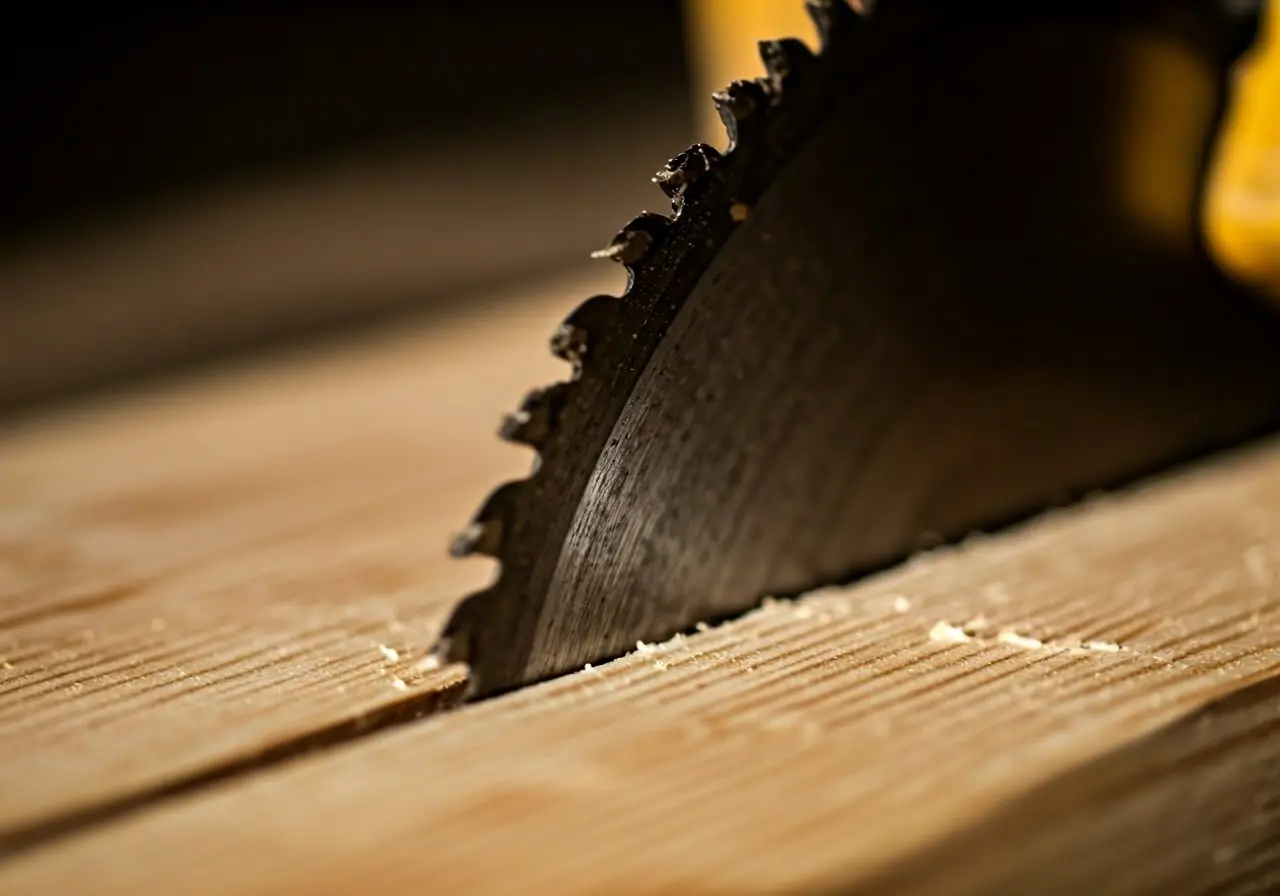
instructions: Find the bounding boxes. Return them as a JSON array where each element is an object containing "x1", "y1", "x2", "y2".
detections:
[
  {"x1": 4, "y1": 435, "x2": 1279, "y2": 893},
  {"x1": 0, "y1": 266, "x2": 620, "y2": 845}
]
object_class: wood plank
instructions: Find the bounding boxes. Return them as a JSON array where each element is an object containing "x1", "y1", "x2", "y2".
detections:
[
  {"x1": 0, "y1": 266, "x2": 622, "y2": 845},
  {"x1": 4, "y1": 436, "x2": 1278, "y2": 893}
]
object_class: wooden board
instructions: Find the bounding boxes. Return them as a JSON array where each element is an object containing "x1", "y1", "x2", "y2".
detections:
[
  {"x1": 3, "y1": 433, "x2": 1278, "y2": 893},
  {"x1": 0, "y1": 265, "x2": 623, "y2": 847}
]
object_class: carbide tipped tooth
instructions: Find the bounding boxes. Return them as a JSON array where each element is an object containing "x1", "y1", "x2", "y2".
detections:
[
  {"x1": 433, "y1": 588, "x2": 490, "y2": 667},
  {"x1": 498, "y1": 383, "x2": 570, "y2": 449},
  {"x1": 551, "y1": 294, "x2": 619, "y2": 366},
  {"x1": 806, "y1": 0, "x2": 859, "y2": 46},
  {"x1": 451, "y1": 482, "x2": 521, "y2": 558},
  {"x1": 590, "y1": 234, "x2": 650, "y2": 264},
  {"x1": 449, "y1": 522, "x2": 499, "y2": 558},
  {"x1": 653, "y1": 144, "x2": 724, "y2": 206},
  {"x1": 588, "y1": 236, "x2": 650, "y2": 263},
  {"x1": 592, "y1": 212, "x2": 672, "y2": 265},
  {"x1": 759, "y1": 38, "x2": 816, "y2": 89},
  {"x1": 713, "y1": 80, "x2": 770, "y2": 146},
  {"x1": 549, "y1": 323, "x2": 586, "y2": 366}
]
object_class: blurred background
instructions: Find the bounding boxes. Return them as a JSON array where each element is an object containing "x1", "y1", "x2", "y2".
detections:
[
  {"x1": 0, "y1": 2, "x2": 696, "y2": 414},
  {"x1": 6, "y1": 3, "x2": 1274, "y2": 419}
]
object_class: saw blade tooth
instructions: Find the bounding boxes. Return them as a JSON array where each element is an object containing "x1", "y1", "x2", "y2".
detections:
[
  {"x1": 498, "y1": 383, "x2": 572, "y2": 450},
  {"x1": 713, "y1": 80, "x2": 770, "y2": 148},
  {"x1": 653, "y1": 143, "x2": 725, "y2": 211},
  {"x1": 589, "y1": 233, "x2": 651, "y2": 264},
  {"x1": 590, "y1": 212, "x2": 672, "y2": 266},
  {"x1": 449, "y1": 481, "x2": 523, "y2": 559},
  {"x1": 806, "y1": 0, "x2": 861, "y2": 47},
  {"x1": 432, "y1": 585, "x2": 491, "y2": 669},
  {"x1": 551, "y1": 294, "x2": 621, "y2": 369},
  {"x1": 448, "y1": 523, "x2": 496, "y2": 559},
  {"x1": 759, "y1": 38, "x2": 818, "y2": 91}
]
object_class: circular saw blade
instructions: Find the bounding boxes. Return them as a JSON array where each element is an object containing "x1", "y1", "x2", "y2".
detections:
[{"x1": 438, "y1": 0, "x2": 1280, "y2": 699}]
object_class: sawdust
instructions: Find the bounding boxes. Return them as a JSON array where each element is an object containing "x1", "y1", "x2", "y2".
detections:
[
  {"x1": 928, "y1": 621, "x2": 972, "y2": 644},
  {"x1": 664, "y1": 633, "x2": 689, "y2": 650},
  {"x1": 996, "y1": 630, "x2": 1043, "y2": 650},
  {"x1": 929, "y1": 618, "x2": 1126, "y2": 656},
  {"x1": 1081, "y1": 640, "x2": 1122, "y2": 653}
]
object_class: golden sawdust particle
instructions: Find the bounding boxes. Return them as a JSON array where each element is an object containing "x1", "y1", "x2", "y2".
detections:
[
  {"x1": 996, "y1": 630, "x2": 1043, "y2": 650},
  {"x1": 730, "y1": 203, "x2": 751, "y2": 222},
  {"x1": 1082, "y1": 639, "x2": 1122, "y2": 653},
  {"x1": 661, "y1": 632, "x2": 689, "y2": 650},
  {"x1": 378, "y1": 644, "x2": 400, "y2": 662},
  {"x1": 929, "y1": 621, "x2": 972, "y2": 644}
]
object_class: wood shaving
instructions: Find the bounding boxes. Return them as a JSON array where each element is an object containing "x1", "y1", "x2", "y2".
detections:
[
  {"x1": 1082, "y1": 640, "x2": 1122, "y2": 653},
  {"x1": 996, "y1": 630, "x2": 1043, "y2": 650},
  {"x1": 928, "y1": 621, "x2": 972, "y2": 644}
]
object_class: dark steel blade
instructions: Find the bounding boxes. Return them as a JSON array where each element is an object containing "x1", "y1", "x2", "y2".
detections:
[{"x1": 438, "y1": 0, "x2": 1280, "y2": 699}]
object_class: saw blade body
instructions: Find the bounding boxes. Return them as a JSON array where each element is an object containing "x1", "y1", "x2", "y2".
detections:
[{"x1": 440, "y1": 0, "x2": 1280, "y2": 698}]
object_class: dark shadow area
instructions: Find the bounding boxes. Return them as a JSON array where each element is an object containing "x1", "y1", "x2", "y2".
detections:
[{"x1": 0, "y1": 2, "x2": 692, "y2": 415}]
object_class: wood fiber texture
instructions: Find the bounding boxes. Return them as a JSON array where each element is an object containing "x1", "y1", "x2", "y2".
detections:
[
  {"x1": 3, "y1": 429, "x2": 1279, "y2": 893},
  {"x1": 0, "y1": 267, "x2": 621, "y2": 847}
]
